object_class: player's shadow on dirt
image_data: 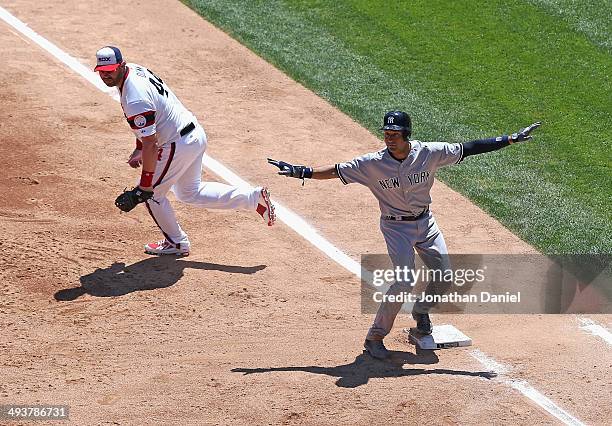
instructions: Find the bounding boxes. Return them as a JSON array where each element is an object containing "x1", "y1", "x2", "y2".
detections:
[
  {"x1": 54, "y1": 257, "x2": 266, "y2": 300},
  {"x1": 232, "y1": 350, "x2": 496, "y2": 388}
]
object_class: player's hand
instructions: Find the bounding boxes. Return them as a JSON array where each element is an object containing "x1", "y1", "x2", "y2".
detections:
[
  {"x1": 267, "y1": 158, "x2": 312, "y2": 179},
  {"x1": 127, "y1": 149, "x2": 143, "y2": 168},
  {"x1": 510, "y1": 122, "x2": 542, "y2": 143}
]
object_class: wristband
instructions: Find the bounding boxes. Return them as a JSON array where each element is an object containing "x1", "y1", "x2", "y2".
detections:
[
  {"x1": 136, "y1": 139, "x2": 143, "y2": 150},
  {"x1": 140, "y1": 170, "x2": 154, "y2": 187}
]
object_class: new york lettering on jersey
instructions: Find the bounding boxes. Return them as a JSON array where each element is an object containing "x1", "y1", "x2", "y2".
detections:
[
  {"x1": 378, "y1": 176, "x2": 400, "y2": 190},
  {"x1": 120, "y1": 63, "x2": 196, "y2": 146},
  {"x1": 379, "y1": 171, "x2": 431, "y2": 190},
  {"x1": 336, "y1": 141, "x2": 462, "y2": 216}
]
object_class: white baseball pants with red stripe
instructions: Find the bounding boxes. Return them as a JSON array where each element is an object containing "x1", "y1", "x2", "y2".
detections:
[{"x1": 143, "y1": 123, "x2": 261, "y2": 246}]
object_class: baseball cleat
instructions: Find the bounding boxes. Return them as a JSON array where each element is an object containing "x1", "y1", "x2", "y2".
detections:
[
  {"x1": 412, "y1": 311, "x2": 433, "y2": 335},
  {"x1": 363, "y1": 339, "x2": 391, "y2": 360},
  {"x1": 144, "y1": 239, "x2": 190, "y2": 256},
  {"x1": 256, "y1": 187, "x2": 276, "y2": 226}
]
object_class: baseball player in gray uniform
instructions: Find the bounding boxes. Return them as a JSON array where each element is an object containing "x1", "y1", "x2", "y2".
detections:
[{"x1": 269, "y1": 111, "x2": 541, "y2": 359}]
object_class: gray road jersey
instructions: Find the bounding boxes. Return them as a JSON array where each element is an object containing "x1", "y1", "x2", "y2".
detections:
[{"x1": 336, "y1": 141, "x2": 463, "y2": 216}]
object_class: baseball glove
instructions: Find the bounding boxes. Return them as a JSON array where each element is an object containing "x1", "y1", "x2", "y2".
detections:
[{"x1": 115, "y1": 187, "x2": 154, "y2": 212}]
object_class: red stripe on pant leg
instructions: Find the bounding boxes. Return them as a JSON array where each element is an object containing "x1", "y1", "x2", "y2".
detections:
[
  {"x1": 145, "y1": 200, "x2": 176, "y2": 245},
  {"x1": 145, "y1": 141, "x2": 177, "y2": 244},
  {"x1": 154, "y1": 142, "x2": 175, "y2": 188}
]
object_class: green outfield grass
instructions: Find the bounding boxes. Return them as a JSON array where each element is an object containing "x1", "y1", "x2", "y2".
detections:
[{"x1": 182, "y1": 0, "x2": 611, "y2": 254}]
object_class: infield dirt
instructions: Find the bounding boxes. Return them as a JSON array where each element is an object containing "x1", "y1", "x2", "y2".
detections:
[{"x1": 0, "y1": 1, "x2": 610, "y2": 425}]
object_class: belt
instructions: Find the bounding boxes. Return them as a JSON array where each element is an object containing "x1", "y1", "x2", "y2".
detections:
[
  {"x1": 180, "y1": 122, "x2": 195, "y2": 137},
  {"x1": 383, "y1": 209, "x2": 429, "y2": 221}
]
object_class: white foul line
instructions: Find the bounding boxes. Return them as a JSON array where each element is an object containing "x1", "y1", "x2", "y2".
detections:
[
  {"x1": 0, "y1": 6, "x2": 587, "y2": 425},
  {"x1": 0, "y1": 6, "x2": 118, "y2": 101},
  {"x1": 577, "y1": 316, "x2": 612, "y2": 346},
  {"x1": 202, "y1": 155, "x2": 363, "y2": 278},
  {"x1": 470, "y1": 350, "x2": 586, "y2": 426}
]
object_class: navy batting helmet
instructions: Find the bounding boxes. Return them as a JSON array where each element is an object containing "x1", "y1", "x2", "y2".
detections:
[{"x1": 381, "y1": 111, "x2": 412, "y2": 139}]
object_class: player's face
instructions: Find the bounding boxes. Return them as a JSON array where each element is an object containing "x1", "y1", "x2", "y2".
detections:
[
  {"x1": 384, "y1": 130, "x2": 410, "y2": 156},
  {"x1": 98, "y1": 65, "x2": 124, "y2": 87}
]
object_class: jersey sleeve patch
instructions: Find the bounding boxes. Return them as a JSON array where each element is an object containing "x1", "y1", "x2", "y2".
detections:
[{"x1": 126, "y1": 111, "x2": 155, "y2": 130}]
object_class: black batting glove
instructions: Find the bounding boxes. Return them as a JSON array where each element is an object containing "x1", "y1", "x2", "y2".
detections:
[{"x1": 267, "y1": 158, "x2": 313, "y2": 179}]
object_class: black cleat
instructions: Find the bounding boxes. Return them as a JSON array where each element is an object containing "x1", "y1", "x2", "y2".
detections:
[
  {"x1": 363, "y1": 339, "x2": 391, "y2": 360},
  {"x1": 412, "y1": 311, "x2": 433, "y2": 335}
]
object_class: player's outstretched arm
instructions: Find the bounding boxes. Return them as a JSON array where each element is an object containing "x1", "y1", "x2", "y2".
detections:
[
  {"x1": 267, "y1": 158, "x2": 339, "y2": 181},
  {"x1": 462, "y1": 122, "x2": 541, "y2": 158}
]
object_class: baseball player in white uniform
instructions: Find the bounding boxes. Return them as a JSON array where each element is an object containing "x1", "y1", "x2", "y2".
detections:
[
  {"x1": 269, "y1": 111, "x2": 540, "y2": 359},
  {"x1": 95, "y1": 46, "x2": 275, "y2": 256}
]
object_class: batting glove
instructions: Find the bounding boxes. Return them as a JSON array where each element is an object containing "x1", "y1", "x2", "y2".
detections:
[
  {"x1": 510, "y1": 121, "x2": 542, "y2": 143},
  {"x1": 267, "y1": 158, "x2": 313, "y2": 179}
]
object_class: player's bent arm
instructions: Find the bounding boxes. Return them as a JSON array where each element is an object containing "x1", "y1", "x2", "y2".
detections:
[
  {"x1": 127, "y1": 148, "x2": 143, "y2": 168},
  {"x1": 138, "y1": 134, "x2": 159, "y2": 191}
]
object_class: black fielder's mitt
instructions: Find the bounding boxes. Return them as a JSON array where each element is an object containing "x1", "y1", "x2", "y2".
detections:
[{"x1": 115, "y1": 187, "x2": 154, "y2": 212}]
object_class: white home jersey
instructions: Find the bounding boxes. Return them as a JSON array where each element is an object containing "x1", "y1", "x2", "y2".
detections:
[{"x1": 119, "y1": 63, "x2": 196, "y2": 146}]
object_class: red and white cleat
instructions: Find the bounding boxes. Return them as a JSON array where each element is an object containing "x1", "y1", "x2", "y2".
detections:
[
  {"x1": 144, "y1": 239, "x2": 190, "y2": 256},
  {"x1": 256, "y1": 187, "x2": 276, "y2": 226}
]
